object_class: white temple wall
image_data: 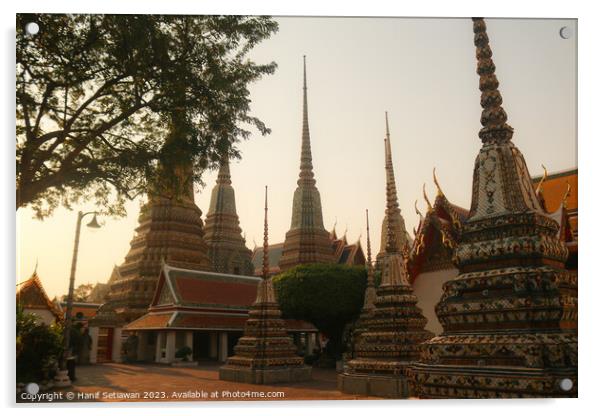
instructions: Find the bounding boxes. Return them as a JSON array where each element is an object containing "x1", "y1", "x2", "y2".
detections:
[{"x1": 412, "y1": 267, "x2": 458, "y2": 335}]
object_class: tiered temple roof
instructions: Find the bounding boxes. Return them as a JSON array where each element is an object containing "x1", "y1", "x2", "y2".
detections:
[
  {"x1": 279, "y1": 56, "x2": 334, "y2": 271},
  {"x1": 407, "y1": 18, "x2": 577, "y2": 398},
  {"x1": 203, "y1": 157, "x2": 254, "y2": 275},
  {"x1": 219, "y1": 187, "x2": 312, "y2": 384},
  {"x1": 124, "y1": 262, "x2": 314, "y2": 333},
  {"x1": 16, "y1": 272, "x2": 63, "y2": 323}
]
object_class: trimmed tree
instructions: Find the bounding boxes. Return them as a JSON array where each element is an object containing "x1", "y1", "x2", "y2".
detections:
[{"x1": 273, "y1": 263, "x2": 367, "y2": 361}]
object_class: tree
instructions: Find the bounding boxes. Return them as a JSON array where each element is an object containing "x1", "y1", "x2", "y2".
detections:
[
  {"x1": 63, "y1": 282, "x2": 94, "y2": 302},
  {"x1": 17, "y1": 14, "x2": 278, "y2": 218},
  {"x1": 273, "y1": 264, "x2": 367, "y2": 361}
]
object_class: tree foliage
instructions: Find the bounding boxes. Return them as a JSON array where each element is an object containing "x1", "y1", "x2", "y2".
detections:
[
  {"x1": 16, "y1": 14, "x2": 278, "y2": 217},
  {"x1": 16, "y1": 306, "x2": 63, "y2": 383},
  {"x1": 273, "y1": 263, "x2": 367, "y2": 359}
]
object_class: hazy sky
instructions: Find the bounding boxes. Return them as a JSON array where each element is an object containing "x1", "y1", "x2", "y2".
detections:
[{"x1": 16, "y1": 17, "x2": 577, "y2": 298}]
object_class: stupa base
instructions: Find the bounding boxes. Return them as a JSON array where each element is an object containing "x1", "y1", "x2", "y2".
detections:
[
  {"x1": 407, "y1": 364, "x2": 577, "y2": 398},
  {"x1": 338, "y1": 372, "x2": 410, "y2": 398},
  {"x1": 219, "y1": 365, "x2": 312, "y2": 385}
]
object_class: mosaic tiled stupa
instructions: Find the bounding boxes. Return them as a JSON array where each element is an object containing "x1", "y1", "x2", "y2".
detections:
[
  {"x1": 203, "y1": 156, "x2": 254, "y2": 275},
  {"x1": 338, "y1": 120, "x2": 432, "y2": 398},
  {"x1": 103, "y1": 117, "x2": 211, "y2": 323},
  {"x1": 376, "y1": 113, "x2": 412, "y2": 272},
  {"x1": 219, "y1": 187, "x2": 312, "y2": 384},
  {"x1": 406, "y1": 18, "x2": 578, "y2": 398},
  {"x1": 279, "y1": 56, "x2": 334, "y2": 271}
]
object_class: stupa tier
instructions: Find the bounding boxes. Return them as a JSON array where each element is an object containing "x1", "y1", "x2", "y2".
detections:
[{"x1": 406, "y1": 18, "x2": 577, "y2": 398}]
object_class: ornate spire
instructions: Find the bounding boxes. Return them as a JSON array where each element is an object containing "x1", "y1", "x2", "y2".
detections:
[
  {"x1": 365, "y1": 210, "x2": 374, "y2": 286},
  {"x1": 473, "y1": 17, "x2": 514, "y2": 145},
  {"x1": 216, "y1": 155, "x2": 232, "y2": 185},
  {"x1": 433, "y1": 167, "x2": 444, "y2": 198},
  {"x1": 203, "y1": 153, "x2": 254, "y2": 275},
  {"x1": 279, "y1": 56, "x2": 333, "y2": 271},
  {"x1": 262, "y1": 186, "x2": 269, "y2": 279},
  {"x1": 298, "y1": 55, "x2": 315, "y2": 187}
]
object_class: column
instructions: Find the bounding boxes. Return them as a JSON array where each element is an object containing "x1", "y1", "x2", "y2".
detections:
[
  {"x1": 89, "y1": 327, "x2": 99, "y2": 364},
  {"x1": 209, "y1": 332, "x2": 218, "y2": 359},
  {"x1": 307, "y1": 332, "x2": 316, "y2": 355},
  {"x1": 165, "y1": 331, "x2": 176, "y2": 363},
  {"x1": 155, "y1": 332, "x2": 164, "y2": 363},
  {"x1": 136, "y1": 332, "x2": 147, "y2": 362},
  {"x1": 218, "y1": 332, "x2": 228, "y2": 362},
  {"x1": 112, "y1": 327, "x2": 123, "y2": 363}
]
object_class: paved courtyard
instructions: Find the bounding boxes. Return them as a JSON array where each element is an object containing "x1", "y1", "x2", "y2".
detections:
[{"x1": 64, "y1": 362, "x2": 379, "y2": 402}]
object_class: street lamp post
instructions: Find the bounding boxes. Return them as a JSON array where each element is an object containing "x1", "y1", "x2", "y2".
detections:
[{"x1": 54, "y1": 210, "x2": 101, "y2": 387}]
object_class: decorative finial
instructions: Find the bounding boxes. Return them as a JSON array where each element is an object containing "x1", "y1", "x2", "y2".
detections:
[
  {"x1": 262, "y1": 186, "x2": 269, "y2": 279},
  {"x1": 472, "y1": 17, "x2": 514, "y2": 144},
  {"x1": 413, "y1": 226, "x2": 417, "y2": 237},
  {"x1": 385, "y1": 111, "x2": 391, "y2": 140},
  {"x1": 33, "y1": 258, "x2": 38, "y2": 275},
  {"x1": 216, "y1": 153, "x2": 232, "y2": 185},
  {"x1": 433, "y1": 167, "x2": 444, "y2": 197},
  {"x1": 365, "y1": 209, "x2": 374, "y2": 284},
  {"x1": 562, "y1": 181, "x2": 571, "y2": 208},
  {"x1": 298, "y1": 55, "x2": 315, "y2": 186},
  {"x1": 414, "y1": 199, "x2": 423, "y2": 218},
  {"x1": 535, "y1": 164, "x2": 548, "y2": 195},
  {"x1": 423, "y1": 183, "x2": 433, "y2": 211}
]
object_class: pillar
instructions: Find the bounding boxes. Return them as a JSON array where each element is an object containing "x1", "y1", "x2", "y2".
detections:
[
  {"x1": 218, "y1": 332, "x2": 228, "y2": 362},
  {"x1": 209, "y1": 332, "x2": 218, "y2": 359},
  {"x1": 165, "y1": 331, "x2": 176, "y2": 363},
  {"x1": 136, "y1": 332, "x2": 147, "y2": 362},
  {"x1": 155, "y1": 332, "x2": 164, "y2": 363},
  {"x1": 307, "y1": 332, "x2": 316, "y2": 355},
  {"x1": 112, "y1": 327, "x2": 123, "y2": 362},
  {"x1": 89, "y1": 327, "x2": 99, "y2": 364}
]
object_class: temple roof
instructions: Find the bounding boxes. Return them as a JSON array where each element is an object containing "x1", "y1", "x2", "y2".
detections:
[
  {"x1": 16, "y1": 272, "x2": 62, "y2": 321},
  {"x1": 124, "y1": 262, "x2": 317, "y2": 333}
]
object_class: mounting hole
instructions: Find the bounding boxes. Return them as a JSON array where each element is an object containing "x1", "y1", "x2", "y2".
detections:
[
  {"x1": 25, "y1": 382, "x2": 40, "y2": 395},
  {"x1": 25, "y1": 22, "x2": 40, "y2": 36},
  {"x1": 559, "y1": 26, "x2": 572, "y2": 40},
  {"x1": 559, "y1": 378, "x2": 573, "y2": 391}
]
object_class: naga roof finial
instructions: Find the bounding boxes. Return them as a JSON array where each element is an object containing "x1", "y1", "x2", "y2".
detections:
[
  {"x1": 562, "y1": 181, "x2": 572, "y2": 208},
  {"x1": 535, "y1": 164, "x2": 548, "y2": 195},
  {"x1": 472, "y1": 17, "x2": 514, "y2": 144},
  {"x1": 423, "y1": 183, "x2": 433, "y2": 211},
  {"x1": 433, "y1": 167, "x2": 444, "y2": 198},
  {"x1": 415, "y1": 199, "x2": 423, "y2": 219}
]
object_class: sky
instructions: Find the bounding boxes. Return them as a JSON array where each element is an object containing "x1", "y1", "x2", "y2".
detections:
[{"x1": 16, "y1": 16, "x2": 577, "y2": 299}]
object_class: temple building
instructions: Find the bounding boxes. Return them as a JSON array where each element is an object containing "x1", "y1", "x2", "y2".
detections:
[
  {"x1": 375, "y1": 113, "x2": 412, "y2": 271},
  {"x1": 408, "y1": 167, "x2": 577, "y2": 335},
  {"x1": 16, "y1": 272, "x2": 62, "y2": 326},
  {"x1": 338, "y1": 116, "x2": 432, "y2": 398},
  {"x1": 278, "y1": 56, "x2": 335, "y2": 271},
  {"x1": 120, "y1": 262, "x2": 316, "y2": 365},
  {"x1": 203, "y1": 157, "x2": 254, "y2": 275},
  {"x1": 220, "y1": 187, "x2": 313, "y2": 383},
  {"x1": 407, "y1": 18, "x2": 577, "y2": 398}
]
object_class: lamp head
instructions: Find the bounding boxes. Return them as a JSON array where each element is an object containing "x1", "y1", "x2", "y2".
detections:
[{"x1": 86, "y1": 213, "x2": 101, "y2": 229}]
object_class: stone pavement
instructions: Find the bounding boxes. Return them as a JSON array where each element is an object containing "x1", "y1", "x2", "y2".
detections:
[{"x1": 64, "y1": 362, "x2": 379, "y2": 402}]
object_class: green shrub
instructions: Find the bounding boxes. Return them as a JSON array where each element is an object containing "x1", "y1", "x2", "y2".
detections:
[
  {"x1": 175, "y1": 345, "x2": 193, "y2": 361},
  {"x1": 16, "y1": 306, "x2": 63, "y2": 383},
  {"x1": 273, "y1": 263, "x2": 367, "y2": 360}
]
